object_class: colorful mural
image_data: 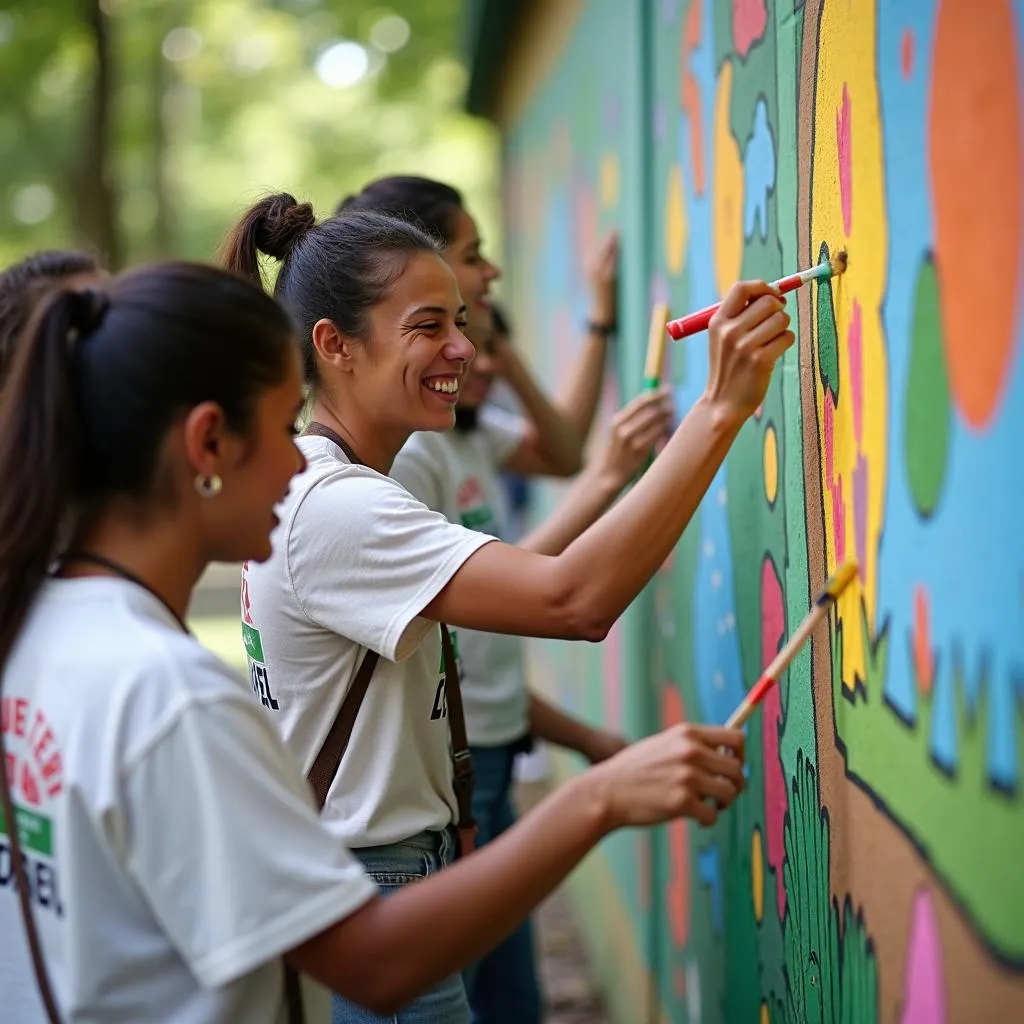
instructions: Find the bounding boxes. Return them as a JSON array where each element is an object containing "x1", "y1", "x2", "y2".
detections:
[{"x1": 501, "y1": 0, "x2": 1024, "y2": 1021}]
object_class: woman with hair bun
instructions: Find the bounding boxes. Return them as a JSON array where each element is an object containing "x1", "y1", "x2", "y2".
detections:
[{"x1": 221, "y1": 192, "x2": 791, "y2": 1023}]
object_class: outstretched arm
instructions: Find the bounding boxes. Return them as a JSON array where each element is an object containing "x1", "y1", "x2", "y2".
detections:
[
  {"x1": 499, "y1": 232, "x2": 620, "y2": 478},
  {"x1": 517, "y1": 386, "x2": 672, "y2": 556},
  {"x1": 528, "y1": 692, "x2": 628, "y2": 764},
  {"x1": 424, "y1": 281, "x2": 794, "y2": 641},
  {"x1": 286, "y1": 723, "x2": 745, "y2": 1015}
]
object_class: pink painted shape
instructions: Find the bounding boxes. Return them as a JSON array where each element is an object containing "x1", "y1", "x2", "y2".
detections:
[
  {"x1": 901, "y1": 889, "x2": 947, "y2": 1024},
  {"x1": 849, "y1": 299, "x2": 864, "y2": 446},
  {"x1": 602, "y1": 620, "x2": 624, "y2": 729},
  {"x1": 823, "y1": 396, "x2": 847, "y2": 564},
  {"x1": 833, "y1": 475, "x2": 847, "y2": 564},
  {"x1": 853, "y1": 453, "x2": 869, "y2": 569},
  {"x1": 901, "y1": 28, "x2": 915, "y2": 79},
  {"x1": 663, "y1": 686, "x2": 691, "y2": 949},
  {"x1": 760, "y1": 557, "x2": 788, "y2": 918},
  {"x1": 732, "y1": 0, "x2": 768, "y2": 57},
  {"x1": 837, "y1": 83, "x2": 853, "y2": 235}
]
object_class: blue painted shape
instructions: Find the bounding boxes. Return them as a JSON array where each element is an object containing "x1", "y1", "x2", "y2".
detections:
[
  {"x1": 989, "y1": 671, "x2": 1024, "y2": 791},
  {"x1": 929, "y1": 654, "x2": 957, "y2": 773},
  {"x1": 743, "y1": 99, "x2": 776, "y2": 240},
  {"x1": 697, "y1": 844, "x2": 723, "y2": 935},
  {"x1": 876, "y1": 1, "x2": 1024, "y2": 787}
]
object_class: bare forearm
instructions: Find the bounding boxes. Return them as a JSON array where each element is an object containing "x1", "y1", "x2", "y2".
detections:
[
  {"x1": 425, "y1": 397, "x2": 741, "y2": 642},
  {"x1": 518, "y1": 466, "x2": 619, "y2": 556},
  {"x1": 528, "y1": 693, "x2": 593, "y2": 755},
  {"x1": 312, "y1": 774, "x2": 607, "y2": 1011},
  {"x1": 557, "y1": 396, "x2": 739, "y2": 633},
  {"x1": 555, "y1": 330, "x2": 609, "y2": 441}
]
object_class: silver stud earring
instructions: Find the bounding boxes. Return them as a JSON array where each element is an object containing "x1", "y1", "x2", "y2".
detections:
[{"x1": 194, "y1": 474, "x2": 223, "y2": 498}]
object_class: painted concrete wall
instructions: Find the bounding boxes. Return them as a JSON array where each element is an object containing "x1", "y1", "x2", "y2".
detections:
[{"x1": 497, "y1": 1, "x2": 1024, "y2": 1021}]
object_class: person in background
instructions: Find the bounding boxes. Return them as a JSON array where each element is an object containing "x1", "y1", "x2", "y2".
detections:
[
  {"x1": 0, "y1": 258, "x2": 748, "y2": 1024},
  {"x1": 0, "y1": 249, "x2": 101, "y2": 381},
  {"x1": 391, "y1": 304, "x2": 674, "y2": 1024},
  {"x1": 337, "y1": 175, "x2": 619, "y2": 483},
  {"x1": 221, "y1": 193, "x2": 790, "y2": 1024}
]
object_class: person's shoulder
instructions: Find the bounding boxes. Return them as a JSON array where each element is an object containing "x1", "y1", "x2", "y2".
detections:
[
  {"x1": 284, "y1": 441, "x2": 410, "y2": 521},
  {"x1": 393, "y1": 429, "x2": 452, "y2": 469}
]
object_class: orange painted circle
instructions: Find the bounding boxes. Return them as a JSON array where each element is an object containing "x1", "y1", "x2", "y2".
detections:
[{"x1": 930, "y1": 0, "x2": 1022, "y2": 429}]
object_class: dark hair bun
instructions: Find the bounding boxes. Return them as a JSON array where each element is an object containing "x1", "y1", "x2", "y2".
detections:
[
  {"x1": 69, "y1": 287, "x2": 110, "y2": 340},
  {"x1": 255, "y1": 193, "x2": 317, "y2": 261}
]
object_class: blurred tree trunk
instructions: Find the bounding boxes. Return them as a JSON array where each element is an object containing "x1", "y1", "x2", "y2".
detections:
[
  {"x1": 149, "y1": 10, "x2": 173, "y2": 256},
  {"x1": 77, "y1": 0, "x2": 122, "y2": 268}
]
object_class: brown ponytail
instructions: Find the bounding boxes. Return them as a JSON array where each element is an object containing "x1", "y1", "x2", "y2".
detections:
[
  {"x1": 0, "y1": 287, "x2": 91, "y2": 1024},
  {"x1": 220, "y1": 193, "x2": 440, "y2": 389},
  {"x1": 0, "y1": 289, "x2": 93, "y2": 664},
  {"x1": 219, "y1": 192, "x2": 316, "y2": 289}
]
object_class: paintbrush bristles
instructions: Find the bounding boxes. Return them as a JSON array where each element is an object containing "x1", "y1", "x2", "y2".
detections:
[{"x1": 830, "y1": 249, "x2": 849, "y2": 277}]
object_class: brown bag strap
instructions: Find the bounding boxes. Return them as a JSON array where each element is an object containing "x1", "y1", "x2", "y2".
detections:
[
  {"x1": 307, "y1": 649, "x2": 380, "y2": 810},
  {"x1": 303, "y1": 419, "x2": 363, "y2": 466},
  {"x1": 284, "y1": 645, "x2": 379, "y2": 1024},
  {"x1": 441, "y1": 624, "x2": 477, "y2": 858}
]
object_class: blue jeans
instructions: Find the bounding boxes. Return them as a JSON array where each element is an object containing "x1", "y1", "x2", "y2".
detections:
[
  {"x1": 332, "y1": 829, "x2": 471, "y2": 1024},
  {"x1": 465, "y1": 744, "x2": 542, "y2": 1024}
]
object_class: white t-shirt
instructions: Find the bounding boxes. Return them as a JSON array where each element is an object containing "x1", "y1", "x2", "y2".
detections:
[
  {"x1": 391, "y1": 405, "x2": 529, "y2": 747},
  {"x1": 241, "y1": 436, "x2": 496, "y2": 848},
  {"x1": 0, "y1": 577, "x2": 376, "y2": 1024}
]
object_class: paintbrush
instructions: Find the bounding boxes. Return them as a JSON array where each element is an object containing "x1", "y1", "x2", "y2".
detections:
[
  {"x1": 724, "y1": 560, "x2": 859, "y2": 730},
  {"x1": 636, "y1": 302, "x2": 671, "y2": 475},
  {"x1": 643, "y1": 302, "x2": 671, "y2": 390},
  {"x1": 665, "y1": 250, "x2": 849, "y2": 341}
]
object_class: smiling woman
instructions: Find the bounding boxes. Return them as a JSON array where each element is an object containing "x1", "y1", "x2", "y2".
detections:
[{"x1": 220, "y1": 190, "x2": 793, "y2": 1022}]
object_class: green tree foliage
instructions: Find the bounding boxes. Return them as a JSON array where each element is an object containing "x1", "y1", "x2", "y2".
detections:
[{"x1": 0, "y1": 0, "x2": 499, "y2": 268}]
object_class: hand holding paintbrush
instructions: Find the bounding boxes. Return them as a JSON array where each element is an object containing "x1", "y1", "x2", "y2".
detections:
[
  {"x1": 725, "y1": 561, "x2": 859, "y2": 729},
  {"x1": 666, "y1": 250, "x2": 848, "y2": 341}
]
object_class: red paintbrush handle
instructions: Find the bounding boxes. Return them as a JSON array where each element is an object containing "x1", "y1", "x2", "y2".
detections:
[
  {"x1": 665, "y1": 273, "x2": 802, "y2": 340},
  {"x1": 665, "y1": 303, "x2": 716, "y2": 340}
]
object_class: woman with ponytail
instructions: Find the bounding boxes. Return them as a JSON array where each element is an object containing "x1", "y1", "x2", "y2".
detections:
[
  {"x1": 221, "y1": 193, "x2": 790, "y2": 1022},
  {"x1": 0, "y1": 258, "x2": 754, "y2": 1023}
]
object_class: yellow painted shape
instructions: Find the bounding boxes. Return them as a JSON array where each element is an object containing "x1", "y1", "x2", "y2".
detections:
[
  {"x1": 752, "y1": 826, "x2": 765, "y2": 924},
  {"x1": 666, "y1": 162, "x2": 688, "y2": 276},
  {"x1": 763, "y1": 423, "x2": 779, "y2": 504},
  {"x1": 600, "y1": 151, "x2": 620, "y2": 210},
  {"x1": 713, "y1": 60, "x2": 745, "y2": 296},
  {"x1": 809, "y1": 1, "x2": 889, "y2": 691},
  {"x1": 760, "y1": 1001, "x2": 770, "y2": 1024}
]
